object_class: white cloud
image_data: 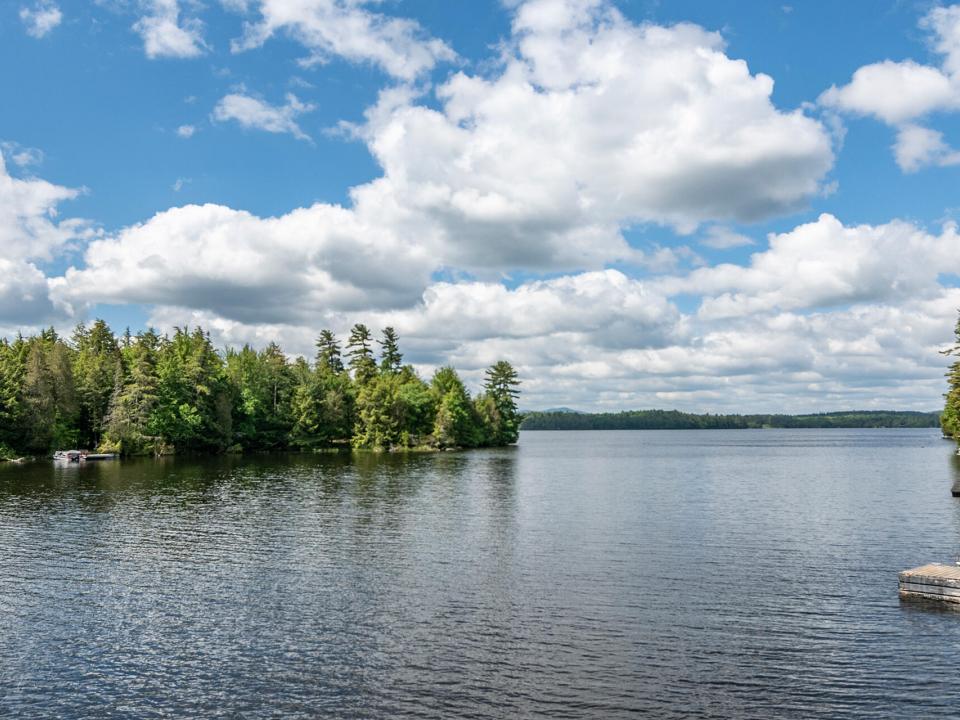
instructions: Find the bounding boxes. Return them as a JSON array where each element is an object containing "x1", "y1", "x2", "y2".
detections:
[
  {"x1": 54, "y1": 203, "x2": 960, "y2": 413},
  {"x1": 0, "y1": 150, "x2": 88, "y2": 263},
  {"x1": 700, "y1": 225, "x2": 755, "y2": 249},
  {"x1": 0, "y1": 150, "x2": 91, "y2": 324},
  {"x1": 133, "y1": 0, "x2": 207, "y2": 59},
  {"x1": 819, "y1": 60, "x2": 956, "y2": 125},
  {"x1": 19, "y1": 1, "x2": 62, "y2": 38},
  {"x1": 820, "y1": 4, "x2": 960, "y2": 171},
  {"x1": 0, "y1": 142, "x2": 44, "y2": 168},
  {"x1": 227, "y1": 0, "x2": 456, "y2": 80},
  {"x1": 341, "y1": 0, "x2": 833, "y2": 272},
  {"x1": 657, "y1": 214, "x2": 960, "y2": 319},
  {"x1": 894, "y1": 124, "x2": 960, "y2": 173},
  {"x1": 176, "y1": 124, "x2": 196, "y2": 138},
  {"x1": 50, "y1": 201, "x2": 433, "y2": 323},
  {"x1": 212, "y1": 92, "x2": 315, "y2": 141}
]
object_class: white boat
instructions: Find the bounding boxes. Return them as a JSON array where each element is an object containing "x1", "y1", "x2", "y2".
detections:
[
  {"x1": 52, "y1": 450, "x2": 118, "y2": 462},
  {"x1": 53, "y1": 450, "x2": 83, "y2": 462}
]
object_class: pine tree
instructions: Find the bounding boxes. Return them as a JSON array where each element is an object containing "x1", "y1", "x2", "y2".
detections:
[
  {"x1": 430, "y1": 367, "x2": 481, "y2": 448},
  {"x1": 347, "y1": 323, "x2": 377, "y2": 385},
  {"x1": 378, "y1": 327, "x2": 403, "y2": 374},
  {"x1": 72, "y1": 319, "x2": 121, "y2": 447},
  {"x1": 482, "y1": 360, "x2": 522, "y2": 445},
  {"x1": 942, "y1": 313, "x2": 960, "y2": 440},
  {"x1": 315, "y1": 330, "x2": 344, "y2": 373},
  {"x1": 22, "y1": 333, "x2": 79, "y2": 452},
  {"x1": 103, "y1": 329, "x2": 161, "y2": 454}
]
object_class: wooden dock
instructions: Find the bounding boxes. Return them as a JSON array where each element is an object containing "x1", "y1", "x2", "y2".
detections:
[{"x1": 899, "y1": 563, "x2": 960, "y2": 603}]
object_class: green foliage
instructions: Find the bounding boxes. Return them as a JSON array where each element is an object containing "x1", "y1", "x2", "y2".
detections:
[
  {"x1": 378, "y1": 327, "x2": 403, "y2": 374},
  {"x1": 225, "y1": 342, "x2": 296, "y2": 450},
  {"x1": 430, "y1": 367, "x2": 482, "y2": 448},
  {"x1": 21, "y1": 331, "x2": 79, "y2": 453},
  {"x1": 73, "y1": 320, "x2": 121, "y2": 447},
  {"x1": 482, "y1": 360, "x2": 522, "y2": 445},
  {"x1": 353, "y1": 370, "x2": 433, "y2": 450},
  {"x1": 102, "y1": 329, "x2": 160, "y2": 454},
  {"x1": 291, "y1": 362, "x2": 354, "y2": 448},
  {"x1": 0, "y1": 337, "x2": 26, "y2": 452},
  {"x1": 942, "y1": 314, "x2": 960, "y2": 441},
  {"x1": 347, "y1": 323, "x2": 377, "y2": 385},
  {"x1": 0, "y1": 322, "x2": 520, "y2": 456},
  {"x1": 315, "y1": 330, "x2": 344, "y2": 374},
  {"x1": 152, "y1": 328, "x2": 232, "y2": 452}
]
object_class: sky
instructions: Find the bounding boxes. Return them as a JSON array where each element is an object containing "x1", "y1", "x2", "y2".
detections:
[{"x1": 3, "y1": 0, "x2": 960, "y2": 413}]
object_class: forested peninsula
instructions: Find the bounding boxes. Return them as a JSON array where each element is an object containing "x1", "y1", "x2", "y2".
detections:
[
  {"x1": 521, "y1": 409, "x2": 941, "y2": 431},
  {"x1": 0, "y1": 321, "x2": 521, "y2": 459}
]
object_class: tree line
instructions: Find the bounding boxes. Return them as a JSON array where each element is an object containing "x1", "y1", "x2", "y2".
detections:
[
  {"x1": 522, "y1": 409, "x2": 940, "y2": 431},
  {"x1": 0, "y1": 321, "x2": 521, "y2": 458}
]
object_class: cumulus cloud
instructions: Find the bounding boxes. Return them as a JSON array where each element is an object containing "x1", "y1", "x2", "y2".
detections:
[
  {"x1": 341, "y1": 0, "x2": 833, "y2": 271},
  {"x1": 19, "y1": 1, "x2": 62, "y2": 38},
  {"x1": 133, "y1": 0, "x2": 207, "y2": 59},
  {"x1": 49, "y1": 202, "x2": 433, "y2": 322},
  {"x1": 893, "y1": 124, "x2": 960, "y2": 172},
  {"x1": 820, "y1": 4, "x2": 960, "y2": 171},
  {"x1": 227, "y1": 0, "x2": 456, "y2": 80},
  {"x1": 659, "y1": 214, "x2": 960, "y2": 319},
  {"x1": 176, "y1": 124, "x2": 196, "y2": 138},
  {"x1": 700, "y1": 226, "x2": 755, "y2": 249},
  {"x1": 0, "y1": 151, "x2": 91, "y2": 324},
  {"x1": 212, "y1": 92, "x2": 315, "y2": 141}
]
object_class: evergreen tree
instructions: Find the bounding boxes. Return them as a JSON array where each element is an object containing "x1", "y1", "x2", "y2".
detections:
[
  {"x1": 378, "y1": 327, "x2": 403, "y2": 374},
  {"x1": 291, "y1": 360, "x2": 354, "y2": 448},
  {"x1": 315, "y1": 330, "x2": 344, "y2": 373},
  {"x1": 353, "y1": 368, "x2": 434, "y2": 450},
  {"x1": 347, "y1": 323, "x2": 377, "y2": 385},
  {"x1": 942, "y1": 313, "x2": 960, "y2": 440},
  {"x1": 103, "y1": 329, "x2": 161, "y2": 454},
  {"x1": 72, "y1": 319, "x2": 121, "y2": 447},
  {"x1": 21, "y1": 332, "x2": 79, "y2": 452},
  {"x1": 430, "y1": 367, "x2": 482, "y2": 448},
  {"x1": 481, "y1": 360, "x2": 522, "y2": 445},
  {"x1": 0, "y1": 337, "x2": 26, "y2": 454},
  {"x1": 153, "y1": 328, "x2": 231, "y2": 451}
]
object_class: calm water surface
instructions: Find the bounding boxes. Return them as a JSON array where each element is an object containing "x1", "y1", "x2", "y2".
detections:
[{"x1": 2, "y1": 429, "x2": 960, "y2": 718}]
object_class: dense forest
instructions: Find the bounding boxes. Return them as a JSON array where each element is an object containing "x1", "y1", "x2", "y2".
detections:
[
  {"x1": 521, "y1": 409, "x2": 941, "y2": 431},
  {"x1": 942, "y1": 313, "x2": 960, "y2": 441},
  {"x1": 0, "y1": 321, "x2": 521, "y2": 459}
]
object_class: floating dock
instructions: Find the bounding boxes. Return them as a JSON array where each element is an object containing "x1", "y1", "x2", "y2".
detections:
[{"x1": 899, "y1": 563, "x2": 960, "y2": 603}]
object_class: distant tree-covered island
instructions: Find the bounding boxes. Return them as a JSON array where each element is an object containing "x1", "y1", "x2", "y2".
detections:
[
  {"x1": 0, "y1": 321, "x2": 521, "y2": 459},
  {"x1": 521, "y1": 409, "x2": 941, "y2": 431}
]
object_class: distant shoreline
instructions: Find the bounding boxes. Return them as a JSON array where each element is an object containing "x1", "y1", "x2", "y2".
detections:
[{"x1": 520, "y1": 410, "x2": 942, "y2": 431}]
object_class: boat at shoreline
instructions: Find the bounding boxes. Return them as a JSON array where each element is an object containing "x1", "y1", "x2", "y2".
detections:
[{"x1": 53, "y1": 450, "x2": 117, "y2": 463}]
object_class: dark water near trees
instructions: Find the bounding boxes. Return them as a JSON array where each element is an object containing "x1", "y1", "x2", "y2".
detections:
[{"x1": 2, "y1": 429, "x2": 960, "y2": 718}]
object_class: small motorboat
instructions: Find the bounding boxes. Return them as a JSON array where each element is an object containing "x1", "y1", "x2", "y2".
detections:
[
  {"x1": 53, "y1": 450, "x2": 83, "y2": 463},
  {"x1": 53, "y1": 450, "x2": 118, "y2": 462}
]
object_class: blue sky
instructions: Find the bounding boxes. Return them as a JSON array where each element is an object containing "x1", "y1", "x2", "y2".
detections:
[{"x1": 3, "y1": 0, "x2": 960, "y2": 411}]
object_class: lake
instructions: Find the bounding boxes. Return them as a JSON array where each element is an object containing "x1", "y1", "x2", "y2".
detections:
[{"x1": 2, "y1": 429, "x2": 960, "y2": 718}]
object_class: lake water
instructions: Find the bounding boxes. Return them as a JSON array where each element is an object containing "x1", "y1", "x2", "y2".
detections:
[{"x1": 2, "y1": 429, "x2": 960, "y2": 718}]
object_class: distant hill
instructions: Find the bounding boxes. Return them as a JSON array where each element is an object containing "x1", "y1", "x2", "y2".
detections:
[{"x1": 520, "y1": 409, "x2": 942, "y2": 431}]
